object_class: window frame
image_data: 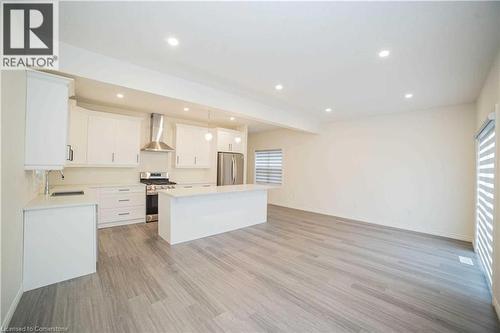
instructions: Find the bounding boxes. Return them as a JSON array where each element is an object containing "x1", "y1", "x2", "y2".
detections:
[{"x1": 254, "y1": 148, "x2": 283, "y2": 186}]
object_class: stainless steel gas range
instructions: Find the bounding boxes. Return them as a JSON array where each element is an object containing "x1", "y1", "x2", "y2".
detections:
[{"x1": 140, "y1": 172, "x2": 176, "y2": 222}]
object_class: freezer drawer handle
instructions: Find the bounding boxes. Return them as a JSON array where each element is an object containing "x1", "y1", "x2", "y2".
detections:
[{"x1": 118, "y1": 212, "x2": 130, "y2": 216}]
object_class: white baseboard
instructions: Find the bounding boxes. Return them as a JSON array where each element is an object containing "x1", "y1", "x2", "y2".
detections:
[
  {"x1": 1, "y1": 287, "x2": 23, "y2": 330},
  {"x1": 269, "y1": 203, "x2": 473, "y2": 242},
  {"x1": 493, "y1": 295, "x2": 500, "y2": 320}
]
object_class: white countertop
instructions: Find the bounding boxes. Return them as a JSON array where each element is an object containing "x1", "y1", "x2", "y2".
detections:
[
  {"x1": 53, "y1": 183, "x2": 144, "y2": 188},
  {"x1": 158, "y1": 184, "x2": 270, "y2": 198},
  {"x1": 24, "y1": 186, "x2": 98, "y2": 211}
]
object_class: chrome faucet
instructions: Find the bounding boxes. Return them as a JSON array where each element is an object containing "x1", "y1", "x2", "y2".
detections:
[{"x1": 44, "y1": 170, "x2": 64, "y2": 195}]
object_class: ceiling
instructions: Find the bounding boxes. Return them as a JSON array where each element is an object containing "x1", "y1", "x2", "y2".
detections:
[
  {"x1": 65, "y1": 74, "x2": 277, "y2": 133},
  {"x1": 60, "y1": 2, "x2": 500, "y2": 121}
]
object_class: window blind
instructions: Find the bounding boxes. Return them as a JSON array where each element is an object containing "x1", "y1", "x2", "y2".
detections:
[
  {"x1": 255, "y1": 149, "x2": 282, "y2": 185},
  {"x1": 476, "y1": 121, "x2": 495, "y2": 286}
]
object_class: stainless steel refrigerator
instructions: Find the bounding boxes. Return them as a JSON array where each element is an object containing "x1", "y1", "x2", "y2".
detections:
[{"x1": 217, "y1": 152, "x2": 244, "y2": 185}]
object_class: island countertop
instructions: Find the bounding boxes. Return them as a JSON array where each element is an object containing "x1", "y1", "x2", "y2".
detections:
[{"x1": 158, "y1": 184, "x2": 270, "y2": 198}]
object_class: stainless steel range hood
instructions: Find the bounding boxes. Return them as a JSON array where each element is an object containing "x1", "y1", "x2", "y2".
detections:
[{"x1": 142, "y1": 113, "x2": 175, "y2": 152}]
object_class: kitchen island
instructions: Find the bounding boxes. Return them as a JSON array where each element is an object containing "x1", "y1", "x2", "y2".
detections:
[{"x1": 158, "y1": 184, "x2": 269, "y2": 244}]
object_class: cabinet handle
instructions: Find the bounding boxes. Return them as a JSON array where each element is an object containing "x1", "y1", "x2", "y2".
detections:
[
  {"x1": 136, "y1": 154, "x2": 139, "y2": 163},
  {"x1": 184, "y1": 186, "x2": 193, "y2": 188},
  {"x1": 194, "y1": 156, "x2": 197, "y2": 164},
  {"x1": 177, "y1": 156, "x2": 179, "y2": 164},
  {"x1": 112, "y1": 152, "x2": 115, "y2": 162},
  {"x1": 118, "y1": 199, "x2": 130, "y2": 202},
  {"x1": 118, "y1": 212, "x2": 130, "y2": 216},
  {"x1": 118, "y1": 189, "x2": 130, "y2": 192},
  {"x1": 66, "y1": 145, "x2": 73, "y2": 161},
  {"x1": 70, "y1": 147, "x2": 74, "y2": 161}
]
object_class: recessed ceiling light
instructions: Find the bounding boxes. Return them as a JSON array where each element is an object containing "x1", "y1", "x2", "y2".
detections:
[
  {"x1": 230, "y1": 116, "x2": 235, "y2": 121},
  {"x1": 166, "y1": 37, "x2": 179, "y2": 47},
  {"x1": 404, "y1": 93, "x2": 414, "y2": 99},
  {"x1": 116, "y1": 93, "x2": 124, "y2": 98},
  {"x1": 378, "y1": 49, "x2": 390, "y2": 58},
  {"x1": 275, "y1": 84, "x2": 283, "y2": 91},
  {"x1": 325, "y1": 108, "x2": 332, "y2": 112},
  {"x1": 183, "y1": 107, "x2": 189, "y2": 111}
]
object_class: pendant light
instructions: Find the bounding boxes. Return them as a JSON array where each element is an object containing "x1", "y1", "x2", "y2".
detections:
[{"x1": 205, "y1": 110, "x2": 213, "y2": 141}]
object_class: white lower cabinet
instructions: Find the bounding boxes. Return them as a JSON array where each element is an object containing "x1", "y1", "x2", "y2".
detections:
[
  {"x1": 23, "y1": 205, "x2": 97, "y2": 291},
  {"x1": 93, "y1": 184, "x2": 146, "y2": 228},
  {"x1": 100, "y1": 206, "x2": 145, "y2": 224},
  {"x1": 177, "y1": 183, "x2": 215, "y2": 189},
  {"x1": 99, "y1": 192, "x2": 145, "y2": 209}
]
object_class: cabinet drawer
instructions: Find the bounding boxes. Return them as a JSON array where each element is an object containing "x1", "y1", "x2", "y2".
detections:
[
  {"x1": 100, "y1": 193, "x2": 145, "y2": 209},
  {"x1": 99, "y1": 206, "x2": 144, "y2": 223},
  {"x1": 99, "y1": 185, "x2": 145, "y2": 195}
]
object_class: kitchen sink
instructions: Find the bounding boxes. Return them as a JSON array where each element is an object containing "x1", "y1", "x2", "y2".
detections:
[{"x1": 51, "y1": 191, "x2": 84, "y2": 197}]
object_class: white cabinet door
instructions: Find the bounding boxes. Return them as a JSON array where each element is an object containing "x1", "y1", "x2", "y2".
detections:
[
  {"x1": 175, "y1": 124, "x2": 211, "y2": 168},
  {"x1": 194, "y1": 127, "x2": 211, "y2": 168},
  {"x1": 68, "y1": 110, "x2": 141, "y2": 167},
  {"x1": 67, "y1": 105, "x2": 88, "y2": 165},
  {"x1": 25, "y1": 71, "x2": 72, "y2": 170},
  {"x1": 87, "y1": 115, "x2": 115, "y2": 165},
  {"x1": 232, "y1": 133, "x2": 244, "y2": 153},
  {"x1": 175, "y1": 124, "x2": 196, "y2": 168},
  {"x1": 114, "y1": 118, "x2": 140, "y2": 165},
  {"x1": 217, "y1": 128, "x2": 244, "y2": 153},
  {"x1": 217, "y1": 130, "x2": 233, "y2": 152}
]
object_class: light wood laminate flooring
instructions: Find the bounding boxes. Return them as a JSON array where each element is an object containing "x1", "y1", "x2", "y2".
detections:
[{"x1": 9, "y1": 205, "x2": 499, "y2": 332}]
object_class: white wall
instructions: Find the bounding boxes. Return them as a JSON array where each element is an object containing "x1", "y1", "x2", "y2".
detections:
[
  {"x1": 248, "y1": 104, "x2": 476, "y2": 241},
  {"x1": 1, "y1": 71, "x2": 42, "y2": 327}
]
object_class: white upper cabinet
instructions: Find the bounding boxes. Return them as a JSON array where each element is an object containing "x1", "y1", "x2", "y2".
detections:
[
  {"x1": 175, "y1": 124, "x2": 196, "y2": 168},
  {"x1": 175, "y1": 124, "x2": 211, "y2": 168},
  {"x1": 87, "y1": 114, "x2": 116, "y2": 165},
  {"x1": 67, "y1": 102, "x2": 89, "y2": 165},
  {"x1": 25, "y1": 71, "x2": 73, "y2": 170},
  {"x1": 217, "y1": 130, "x2": 232, "y2": 152},
  {"x1": 68, "y1": 109, "x2": 141, "y2": 167},
  {"x1": 216, "y1": 128, "x2": 244, "y2": 153},
  {"x1": 114, "y1": 119, "x2": 141, "y2": 165},
  {"x1": 194, "y1": 127, "x2": 211, "y2": 167},
  {"x1": 86, "y1": 112, "x2": 141, "y2": 167}
]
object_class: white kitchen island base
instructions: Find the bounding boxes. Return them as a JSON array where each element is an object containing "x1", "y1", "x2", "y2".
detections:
[{"x1": 158, "y1": 185, "x2": 268, "y2": 245}]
